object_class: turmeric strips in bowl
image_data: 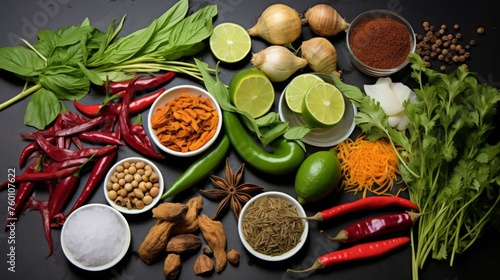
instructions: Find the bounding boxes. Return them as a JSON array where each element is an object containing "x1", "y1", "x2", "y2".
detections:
[{"x1": 147, "y1": 85, "x2": 223, "y2": 157}]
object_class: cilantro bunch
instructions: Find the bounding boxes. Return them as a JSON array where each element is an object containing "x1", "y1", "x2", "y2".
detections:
[
  {"x1": 334, "y1": 53, "x2": 500, "y2": 280},
  {"x1": 0, "y1": 0, "x2": 217, "y2": 129}
]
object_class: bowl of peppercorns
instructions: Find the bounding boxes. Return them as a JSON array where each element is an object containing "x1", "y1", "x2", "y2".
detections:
[
  {"x1": 103, "y1": 157, "x2": 164, "y2": 214},
  {"x1": 346, "y1": 9, "x2": 416, "y2": 77}
]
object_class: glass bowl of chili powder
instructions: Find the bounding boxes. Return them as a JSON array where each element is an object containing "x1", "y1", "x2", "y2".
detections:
[{"x1": 346, "y1": 9, "x2": 416, "y2": 77}]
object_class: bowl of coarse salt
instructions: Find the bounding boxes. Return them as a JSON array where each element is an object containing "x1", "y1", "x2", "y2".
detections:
[{"x1": 61, "y1": 203, "x2": 131, "y2": 271}]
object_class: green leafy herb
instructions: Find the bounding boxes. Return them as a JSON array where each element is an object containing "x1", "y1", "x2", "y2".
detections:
[
  {"x1": 0, "y1": 0, "x2": 217, "y2": 129},
  {"x1": 335, "y1": 54, "x2": 500, "y2": 280}
]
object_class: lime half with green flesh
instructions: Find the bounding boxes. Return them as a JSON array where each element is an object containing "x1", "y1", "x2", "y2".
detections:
[
  {"x1": 285, "y1": 74, "x2": 324, "y2": 113},
  {"x1": 210, "y1": 22, "x2": 251, "y2": 63},
  {"x1": 301, "y1": 82, "x2": 345, "y2": 128},
  {"x1": 229, "y1": 68, "x2": 275, "y2": 118}
]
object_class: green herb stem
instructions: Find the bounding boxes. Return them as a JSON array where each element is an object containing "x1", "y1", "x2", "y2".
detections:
[{"x1": 0, "y1": 83, "x2": 42, "y2": 111}]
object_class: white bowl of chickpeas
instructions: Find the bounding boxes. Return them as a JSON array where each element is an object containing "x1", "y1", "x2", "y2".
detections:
[{"x1": 103, "y1": 157, "x2": 164, "y2": 214}]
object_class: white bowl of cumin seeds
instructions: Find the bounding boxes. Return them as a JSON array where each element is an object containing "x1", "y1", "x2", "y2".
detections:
[{"x1": 238, "y1": 191, "x2": 308, "y2": 261}]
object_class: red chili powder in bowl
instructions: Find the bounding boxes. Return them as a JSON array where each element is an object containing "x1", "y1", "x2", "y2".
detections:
[{"x1": 348, "y1": 16, "x2": 412, "y2": 69}]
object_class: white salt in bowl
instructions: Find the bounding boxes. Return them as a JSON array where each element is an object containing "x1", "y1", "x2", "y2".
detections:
[
  {"x1": 61, "y1": 203, "x2": 131, "y2": 271},
  {"x1": 238, "y1": 191, "x2": 308, "y2": 261}
]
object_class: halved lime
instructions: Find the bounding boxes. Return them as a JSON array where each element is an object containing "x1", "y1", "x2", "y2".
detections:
[
  {"x1": 229, "y1": 68, "x2": 275, "y2": 118},
  {"x1": 209, "y1": 22, "x2": 252, "y2": 63},
  {"x1": 302, "y1": 82, "x2": 345, "y2": 128},
  {"x1": 285, "y1": 74, "x2": 325, "y2": 113}
]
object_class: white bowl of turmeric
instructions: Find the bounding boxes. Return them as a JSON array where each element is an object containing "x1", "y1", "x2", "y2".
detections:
[{"x1": 147, "y1": 85, "x2": 223, "y2": 157}]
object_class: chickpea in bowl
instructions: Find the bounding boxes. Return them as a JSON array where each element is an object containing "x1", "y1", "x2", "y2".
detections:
[{"x1": 104, "y1": 157, "x2": 164, "y2": 214}]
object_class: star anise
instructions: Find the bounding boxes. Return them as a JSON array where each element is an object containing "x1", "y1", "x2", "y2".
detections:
[{"x1": 199, "y1": 158, "x2": 264, "y2": 221}]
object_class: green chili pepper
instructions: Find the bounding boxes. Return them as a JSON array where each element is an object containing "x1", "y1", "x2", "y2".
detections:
[
  {"x1": 223, "y1": 111, "x2": 305, "y2": 175},
  {"x1": 160, "y1": 134, "x2": 230, "y2": 200}
]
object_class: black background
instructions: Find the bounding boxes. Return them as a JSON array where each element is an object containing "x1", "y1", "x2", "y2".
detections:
[{"x1": 0, "y1": 0, "x2": 499, "y2": 279}]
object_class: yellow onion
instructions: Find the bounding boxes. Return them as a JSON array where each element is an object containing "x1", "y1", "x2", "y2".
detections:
[
  {"x1": 251, "y1": 46, "x2": 308, "y2": 82},
  {"x1": 247, "y1": 4, "x2": 302, "y2": 45},
  {"x1": 300, "y1": 37, "x2": 341, "y2": 77},
  {"x1": 303, "y1": 4, "x2": 350, "y2": 37}
]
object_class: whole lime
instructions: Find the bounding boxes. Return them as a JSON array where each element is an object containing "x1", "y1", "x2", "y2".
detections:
[{"x1": 294, "y1": 150, "x2": 341, "y2": 204}]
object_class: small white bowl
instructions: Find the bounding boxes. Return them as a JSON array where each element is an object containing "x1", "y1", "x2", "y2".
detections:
[
  {"x1": 103, "y1": 157, "x2": 164, "y2": 214},
  {"x1": 238, "y1": 191, "x2": 308, "y2": 261},
  {"x1": 61, "y1": 203, "x2": 131, "y2": 271},
  {"x1": 147, "y1": 85, "x2": 223, "y2": 157},
  {"x1": 278, "y1": 73, "x2": 357, "y2": 147}
]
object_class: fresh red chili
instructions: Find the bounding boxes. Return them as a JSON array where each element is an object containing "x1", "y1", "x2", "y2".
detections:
[
  {"x1": 62, "y1": 149, "x2": 118, "y2": 220},
  {"x1": 48, "y1": 168, "x2": 83, "y2": 228},
  {"x1": 287, "y1": 236, "x2": 411, "y2": 273},
  {"x1": 77, "y1": 131, "x2": 124, "y2": 146},
  {"x1": 322, "y1": 211, "x2": 421, "y2": 243},
  {"x1": 307, "y1": 196, "x2": 419, "y2": 221},
  {"x1": 41, "y1": 157, "x2": 89, "y2": 173},
  {"x1": 73, "y1": 87, "x2": 166, "y2": 117},
  {"x1": 130, "y1": 114, "x2": 154, "y2": 150},
  {"x1": 98, "y1": 71, "x2": 175, "y2": 94},
  {"x1": 119, "y1": 78, "x2": 166, "y2": 160},
  {"x1": 34, "y1": 133, "x2": 117, "y2": 161}
]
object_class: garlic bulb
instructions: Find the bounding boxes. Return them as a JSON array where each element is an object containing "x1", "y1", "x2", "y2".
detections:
[
  {"x1": 303, "y1": 4, "x2": 350, "y2": 37},
  {"x1": 251, "y1": 46, "x2": 308, "y2": 82},
  {"x1": 300, "y1": 37, "x2": 341, "y2": 77},
  {"x1": 247, "y1": 4, "x2": 302, "y2": 45}
]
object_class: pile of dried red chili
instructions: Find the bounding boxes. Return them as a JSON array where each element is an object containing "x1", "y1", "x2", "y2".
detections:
[
  {"x1": 1, "y1": 72, "x2": 176, "y2": 256},
  {"x1": 288, "y1": 196, "x2": 420, "y2": 274}
]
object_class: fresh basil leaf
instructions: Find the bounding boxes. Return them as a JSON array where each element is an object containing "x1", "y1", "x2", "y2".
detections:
[
  {"x1": 89, "y1": 16, "x2": 126, "y2": 62},
  {"x1": 95, "y1": 70, "x2": 135, "y2": 82},
  {"x1": 77, "y1": 62, "x2": 103, "y2": 85},
  {"x1": 159, "y1": 4, "x2": 217, "y2": 60},
  {"x1": 80, "y1": 17, "x2": 91, "y2": 27},
  {"x1": 256, "y1": 112, "x2": 280, "y2": 126},
  {"x1": 87, "y1": 20, "x2": 158, "y2": 67},
  {"x1": 24, "y1": 88, "x2": 60, "y2": 130},
  {"x1": 0, "y1": 46, "x2": 45, "y2": 77},
  {"x1": 39, "y1": 66, "x2": 90, "y2": 100},
  {"x1": 48, "y1": 42, "x2": 84, "y2": 66},
  {"x1": 135, "y1": 0, "x2": 189, "y2": 56}
]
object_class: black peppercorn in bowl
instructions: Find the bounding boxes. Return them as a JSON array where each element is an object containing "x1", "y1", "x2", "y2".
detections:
[{"x1": 346, "y1": 9, "x2": 416, "y2": 77}]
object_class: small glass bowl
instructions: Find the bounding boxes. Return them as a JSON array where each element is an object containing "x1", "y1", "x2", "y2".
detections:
[
  {"x1": 346, "y1": 9, "x2": 416, "y2": 77},
  {"x1": 238, "y1": 191, "x2": 308, "y2": 262}
]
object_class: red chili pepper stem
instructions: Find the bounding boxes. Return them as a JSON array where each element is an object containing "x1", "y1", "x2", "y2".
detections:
[
  {"x1": 320, "y1": 211, "x2": 423, "y2": 243},
  {"x1": 306, "y1": 196, "x2": 420, "y2": 222},
  {"x1": 287, "y1": 236, "x2": 411, "y2": 274}
]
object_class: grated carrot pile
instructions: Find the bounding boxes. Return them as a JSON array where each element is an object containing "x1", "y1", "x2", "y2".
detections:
[
  {"x1": 151, "y1": 93, "x2": 219, "y2": 152},
  {"x1": 333, "y1": 135, "x2": 402, "y2": 198}
]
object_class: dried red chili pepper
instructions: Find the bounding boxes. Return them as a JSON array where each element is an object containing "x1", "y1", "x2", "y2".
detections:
[
  {"x1": 119, "y1": 78, "x2": 166, "y2": 160},
  {"x1": 26, "y1": 197, "x2": 54, "y2": 256},
  {"x1": 77, "y1": 131, "x2": 124, "y2": 146},
  {"x1": 321, "y1": 211, "x2": 422, "y2": 243},
  {"x1": 19, "y1": 141, "x2": 40, "y2": 168},
  {"x1": 307, "y1": 196, "x2": 419, "y2": 221},
  {"x1": 130, "y1": 114, "x2": 155, "y2": 150},
  {"x1": 287, "y1": 236, "x2": 411, "y2": 273},
  {"x1": 98, "y1": 71, "x2": 175, "y2": 94},
  {"x1": 20, "y1": 116, "x2": 104, "y2": 139},
  {"x1": 0, "y1": 165, "x2": 80, "y2": 189},
  {"x1": 34, "y1": 133, "x2": 117, "y2": 161},
  {"x1": 60, "y1": 149, "x2": 118, "y2": 222}
]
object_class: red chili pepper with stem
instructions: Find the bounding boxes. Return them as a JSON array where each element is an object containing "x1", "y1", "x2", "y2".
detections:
[
  {"x1": 306, "y1": 196, "x2": 419, "y2": 222},
  {"x1": 26, "y1": 197, "x2": 54, "y2": 256},
  {"x1": 98, "y1": 71, "x2": 175, "y2": 95},
  {"x1": 73, "y1": 87, "x2": 166, "y2": 117},
  {"x1": 59, "y1": 149, "x2": 118, "y2": 223},
  {"x1": 321, "y1": 211, "x2": 423, "y2": 243},
  {"x1": 287, "y1": 236, "x2": 411, "y2": 274},
  {"x1": 34, "y1": 133, "x2": 117, "y2": 161},
  {"x1": 119, "y1": 78, "x2": 166, "y2": 160}
]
